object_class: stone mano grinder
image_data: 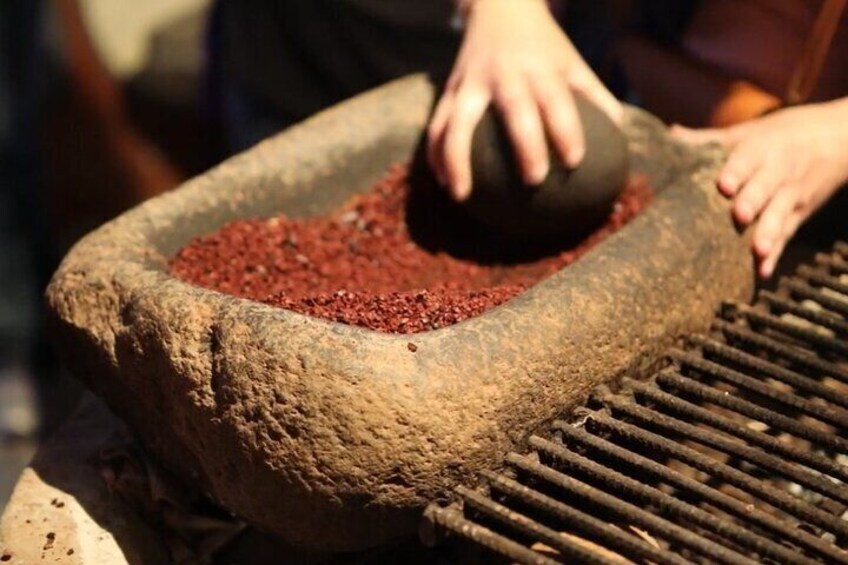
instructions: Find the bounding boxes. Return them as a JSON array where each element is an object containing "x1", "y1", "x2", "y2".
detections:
[{"x1": 466, "y1": 94, "x2": 629, "y2": 241}]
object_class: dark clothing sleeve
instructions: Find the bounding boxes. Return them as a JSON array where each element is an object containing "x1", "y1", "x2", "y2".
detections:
[{"x1": 217, "y1": 0, "x2": 460, "y2": 127}]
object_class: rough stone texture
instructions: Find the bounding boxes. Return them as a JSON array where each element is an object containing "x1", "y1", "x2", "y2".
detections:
[
  {"x1": 0, "y1": 396, "x2": 169, "y2": 565},
  {"x1": 45, "y1": 74, "x2": 754, "y2": 551},
  {"x1": 468, "y1": 94, "x2": 629, "y2": 240}
]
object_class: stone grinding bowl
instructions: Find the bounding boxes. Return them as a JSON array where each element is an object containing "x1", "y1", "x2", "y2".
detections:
[{"x1": 46, "y1": 74, "x2": 753, "y2": 552}]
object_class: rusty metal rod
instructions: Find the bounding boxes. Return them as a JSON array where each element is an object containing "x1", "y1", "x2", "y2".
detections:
[
  {"x1": 480, "y1": 471, "x2": 690, "y2": 565},
  {"x1": 816, "y1": 253, "x2": 848, "y2": 275},
  {"x1": 656, "y1": 369, "x2": 848, "y2": 453},
  {"x1": 507, "y1": 452, "x2": 756, "y2": 565},
  {"x1": 798, "y1": 265, "x2": 848, "y2": 296},
  {"x1": 603, "y1": 395, "x2": 848, "y2": 506},
  {"x1": 422, "y1": 505, "x2": 563, "y2": 565},
  {"x1": 550, "y1": 419, "x2": 846, "y2": 564},
  {"x1": 627, "y1": 379, "x2": 848, "y2": 484},
  {"x1": 689, "y1": 334, "x2": 848, "y2": 411},
  {"x1": 761, "y1": 290, "x2": 848, "y2": 336},
  {"x1": 713, "y1": 320, "x2": 848, "y2": 385},
  {"x1": 670, "y1": 349, "x2": 848, "y2": 430},
  {"x1": 455, "y1": 485, "x2": 620, "y2": 565},
  {"x1": 527, "y1": 435, "x2": 781, "y2": 564},
  {"x1": 782, "y1": 279, "x2": 848, "y2": 318},
  {"x1": 582, "y1": 411, "x2": 848, "y2": 539},
  {"x1": 729, "y1": 304, "x2": 848, "y2": 358}
]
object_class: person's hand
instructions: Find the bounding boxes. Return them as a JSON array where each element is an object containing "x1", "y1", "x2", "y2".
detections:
[
  {"x1": 427, "y1": 0, "x2": 622, "y2": 201},
  {"x1": 672, "y1": 99, "x2": 848, "y2": 278}
]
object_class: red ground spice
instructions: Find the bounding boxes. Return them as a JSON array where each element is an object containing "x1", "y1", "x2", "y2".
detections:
[{"x1": 170, "y1": 164, "x2": 653, "y2": 333}]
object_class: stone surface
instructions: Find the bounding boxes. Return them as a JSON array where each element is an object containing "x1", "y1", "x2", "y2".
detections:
[
  {"x1": 467, "y1": 94, "x2": 629, "y2": 241},
  {"x1": 0, "y1": 396, "x2": 168, "y2": 564},
  {"x1": 45, "y1": 74, "x2": 754, "y2": 551}
]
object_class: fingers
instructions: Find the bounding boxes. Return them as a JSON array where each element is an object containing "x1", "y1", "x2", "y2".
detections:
[
  {"x1": 534, "y1": 76, "x2": 584, "y2": 168},
  {"x1": 427, "y1": 91, "x2": 455, "y2": 186},
  {"x1": 719, "y1": 137, "x2": 764, "y2": 199},
  {"x1": 496, "y1": 80, "x2": 549, "y2": 185},
  {"x1": 752, "y1": 185, "x2": 796, "y2": 259},
  {"x1": 756, "y1": 195, "x2": 804, "y2": 279},
  {"x1": 670, "y1": 123, "x2": 757, "y2": 197},
  {"x1": 732, "y1": 160, "x2": 782, "y2": 224},
  {"x1": 430, "y1": 74, "x2": 581, "y2": 201},
  {"x1": 441, "y1": 86, "x2": 491, "y2": 201}
]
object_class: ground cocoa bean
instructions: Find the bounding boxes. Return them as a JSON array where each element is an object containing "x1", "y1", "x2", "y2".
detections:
[{"x1": 170, "y1": 164, "x2": 652, "y2": 333}]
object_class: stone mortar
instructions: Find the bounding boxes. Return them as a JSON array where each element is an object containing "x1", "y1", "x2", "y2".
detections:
[{"x1": 45, "y1": 74, "x2": 754, "y2": 552}]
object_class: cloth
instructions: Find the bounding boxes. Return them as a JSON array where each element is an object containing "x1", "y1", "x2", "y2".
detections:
[{"x1": 682, "y1": 0, "x2": 848, "y2": 101}]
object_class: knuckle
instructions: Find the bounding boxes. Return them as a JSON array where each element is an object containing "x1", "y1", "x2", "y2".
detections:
[
  {"x1": 794, "y1": 192, "x2": 811, "y2": 213},
  {"x1": 495, "y1": 84, "x2": 526, "y2": 108},
  {"x1": 513, "y1": 112, "x2": 542, "y2": 140},
  {"x1": 535, "y1": 84, "x2": 568, "y2": 112}
]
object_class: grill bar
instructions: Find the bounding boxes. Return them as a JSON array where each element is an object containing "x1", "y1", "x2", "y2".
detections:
[
  {"x1": 689, "y1": 334, "x2": 848, "y2": 411},
  {"x1": 656, "y1": 369, "x2": 848, "y2": 453},
  {"x1": 712, "y1": 319, "x2": 848, "y2": 386},
  {"x1": 798, "y1": 265, "x2": 848, "y2": 296},
  {"x1": 760, "y1": 290, "x2": 848, "y2": 336},
  {"x1": 530, "y1": 432, "x2": 825, "y2": 564},
  {"x1": 423, "y1": 242, "x2": 848, "y2": 564},
  {"x1": 601, "y1": 395, "x2": 848, "y2": 506},
  {"x1": 669, "y1": 349, "x2": 848, "y2": 429},
  {"x1": 781, "y1": 280, "x2": 848, "y2": 320},
  {"x1": 816, "y1": 252, "x2": 848, "y2": 275},
  {"x1": 480, "y1": 471, "x2": 689, "y2": 565},
  {"x1": 454, "y1": 485, "x2": 624, "y2": 565},
  {"x1": 423, "y1": 506, "x2": 563, "y2": 565},
  {"x1": 507, "y1": 452, "x2": 756, "y2": 565},
  {"x1": 627, "y1": 379, "x2": 848, "y2": 483},
  {"x1": 729, "y1": 303, "x2": 848, "y2": 358},
  {"x1": 582, "y1": 410, "x2": 848, "y2": 539},
  {"x1": 551, "y1": 418, "x2": 844, "y2": 563}
]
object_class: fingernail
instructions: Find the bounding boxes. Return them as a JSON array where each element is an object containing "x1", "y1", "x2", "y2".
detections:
[
  {"x1": 567, "y1": 146, "x2": 585, "y2": 169},
  {"x1": 527, "y1": 161, "x2": 550, "y2": 186},
  {"x1": 734, "y1": 201, "x2": 753, "y2": 224},
  {"x1": 719, "y1": 172, "x2": 739, "y2": 195},
  {"x1": 454, "y1": 180, "x2": 472, "y2": 202},
  {"x1": 760, "y1": 261, "x2": 774, "y2": 279}
]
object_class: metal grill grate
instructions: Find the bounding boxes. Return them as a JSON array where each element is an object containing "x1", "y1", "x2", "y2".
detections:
[{"x1": 423, "y1": 242, "x2": 848, "y2": 564}]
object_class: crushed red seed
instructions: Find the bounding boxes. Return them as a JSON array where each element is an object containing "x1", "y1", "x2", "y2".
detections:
[{"x1": 170, "y1": 164, "x2": 653, "y2": 333}]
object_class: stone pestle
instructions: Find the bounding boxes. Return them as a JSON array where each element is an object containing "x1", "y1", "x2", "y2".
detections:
[{"x1": 465, "y1": 93, "x2": 629, "y2": 242}]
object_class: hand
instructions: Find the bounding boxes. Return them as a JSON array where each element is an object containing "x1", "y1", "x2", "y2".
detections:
[
  {"x1": 427, "y1": 0, "x2": 622, "y2": 201},
  {"x1": 672, "y1": 99, "x2": 848, "y2": 278}
]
